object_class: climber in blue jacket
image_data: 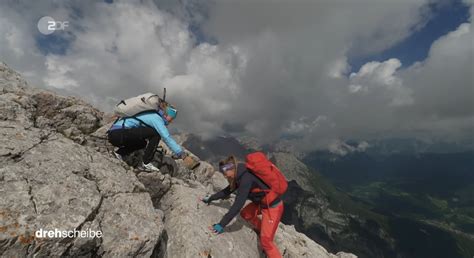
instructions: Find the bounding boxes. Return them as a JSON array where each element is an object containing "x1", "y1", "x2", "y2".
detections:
[{"x1": 107, "y1": 105, "x2": 185, "y2": 171}]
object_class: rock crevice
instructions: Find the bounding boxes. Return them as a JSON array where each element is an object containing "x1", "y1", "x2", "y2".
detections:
[{"x1": 23, "y1": 177, "x2": 37, "y2": 215}]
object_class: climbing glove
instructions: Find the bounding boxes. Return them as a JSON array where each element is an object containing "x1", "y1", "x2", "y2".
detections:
[
  {"x1": 211, "y1": 224, "x2": 224, "y2": 234},
  {"x1": 201, "y1": 196, "x2": 212, "y2": 205}
]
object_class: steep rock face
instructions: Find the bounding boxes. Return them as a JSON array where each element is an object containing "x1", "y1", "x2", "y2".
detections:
[
  {"x1": 0, "y1": 64, "x2": 163, "y2": 257},
  {"x1": 0, "y1": 62, "x2": 356, "y2": 258},
  {"x1": 271, "y1": 152, "x2": 314, "y2": 191}
]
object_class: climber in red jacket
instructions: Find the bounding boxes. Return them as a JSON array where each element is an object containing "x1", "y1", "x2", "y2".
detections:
[{"x1": 202, "y1": 154, "x2": 287, "y2": 258}]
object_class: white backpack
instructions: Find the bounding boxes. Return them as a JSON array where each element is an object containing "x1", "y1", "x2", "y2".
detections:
[{"x1": 114, "y1": 90, "x2": 166, "y2": 117}]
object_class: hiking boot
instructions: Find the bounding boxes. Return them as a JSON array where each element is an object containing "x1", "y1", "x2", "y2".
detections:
[
  {"x1": 138, "y1": 162, "x2": 160, "y2": 172},
  {"x1": 113, "y1": 151, "x2": 124, "y2": 161}
]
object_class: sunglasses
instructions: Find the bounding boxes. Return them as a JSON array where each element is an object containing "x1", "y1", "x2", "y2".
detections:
[{"x1": 167, "y1": 105, "x2": 177, "y2": 116}]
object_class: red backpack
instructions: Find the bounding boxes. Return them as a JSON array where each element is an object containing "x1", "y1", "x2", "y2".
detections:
[{"x1": 246, "y1": 152, "x2": 288, "y2": 203}]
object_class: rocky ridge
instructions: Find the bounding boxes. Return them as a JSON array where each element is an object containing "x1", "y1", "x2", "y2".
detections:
[{"x1": 0, "y1": 62, "x2": 355, "y2": 257}]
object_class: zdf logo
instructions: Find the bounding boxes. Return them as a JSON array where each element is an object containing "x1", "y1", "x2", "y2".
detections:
[{"x1": 37, "y1": 16, "x2": 69, "y2": 35}]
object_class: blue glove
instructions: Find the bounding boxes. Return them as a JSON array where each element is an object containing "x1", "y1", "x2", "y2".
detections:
[
  {"x1": 212, "y1": 224, "x2": 224, "y2": 234},
  {"x1": 201, "y1": 196, "x2": 212, "y2": 205}
]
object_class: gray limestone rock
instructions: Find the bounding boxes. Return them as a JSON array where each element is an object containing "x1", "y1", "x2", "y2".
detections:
[
  {"x1": 0, "y1": 63, "x2": 162, "y2": 257},
  {"x1": 96, "y1": 193, "x2": 163, "y2": 257},
  {"x1": 137, "y1": 172, "x2": 172, "y2": 208}
]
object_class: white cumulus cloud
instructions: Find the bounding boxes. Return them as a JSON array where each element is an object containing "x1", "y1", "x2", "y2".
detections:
[{"x1": 0, "y1": 0, "x2": 472, "y2": 151}]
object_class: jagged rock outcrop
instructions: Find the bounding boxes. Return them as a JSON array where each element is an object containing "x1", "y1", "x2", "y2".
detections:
[
  {"x1": 0, "y1": 62, "x2": 356, "y2": 257},
  {"x1": 271, "y1": 152, "x2": 314, "y2": 191},
  {"x1": 0, "y1": 63, "x2": 162, "y2": 257}
]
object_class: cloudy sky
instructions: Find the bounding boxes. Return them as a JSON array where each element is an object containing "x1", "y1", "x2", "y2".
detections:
[{"x1": 0, "y1": 0, "x2": 472, "y2": 151}]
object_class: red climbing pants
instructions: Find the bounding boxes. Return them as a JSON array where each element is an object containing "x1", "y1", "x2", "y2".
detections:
[{"x1": 240, "y1": 201, "x2": 284, "y2": 258}]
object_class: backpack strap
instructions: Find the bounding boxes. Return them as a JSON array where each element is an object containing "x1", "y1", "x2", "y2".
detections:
[
  {"x1": 115, "y1": 110, "x2": 159, "y2": 131},
  {"x1": 130, "y1": 116, "x2": 153, "y2": 129},
  {"x1": 107, "y1": 116, "x2": 122, "y2": 134},
  {"x1": 246, "y1": 168, "x2": 271, "y2": 189}
]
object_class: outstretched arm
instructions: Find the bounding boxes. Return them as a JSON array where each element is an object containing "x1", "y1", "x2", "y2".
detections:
[
  {"x1": 218, "y1": 177, "x2": 252, "y2": 227},
  {"x1": 149, "y1": 115, "x2": 183, "y2": 155},
  {"x1": 208, "y1": 185, "x2": 232, "y2": 201}
]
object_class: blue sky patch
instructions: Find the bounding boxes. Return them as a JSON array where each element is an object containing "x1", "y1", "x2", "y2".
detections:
[
  {"x1": 349, "y1": 0, "x2": 470, "y2": 73},
  {"x1": 36, "y1": 31, "x2": 75, "y2": 56},
  {"x1": 188, "y1": 23, "x2": 218, "y2": 46}
]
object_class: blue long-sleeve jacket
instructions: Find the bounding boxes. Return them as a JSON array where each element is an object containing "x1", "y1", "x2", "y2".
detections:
[{"x1": 110, "y1": 111, "x2": 183, "y2": 155}]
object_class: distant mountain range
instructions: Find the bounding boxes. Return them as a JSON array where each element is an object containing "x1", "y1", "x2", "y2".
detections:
[
  {"x1": 305, "y1": 139, "x2": 474, "y2": 258},
  {"x1": 325, "y1": 137, "x2": 474, "y2": 157}
]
